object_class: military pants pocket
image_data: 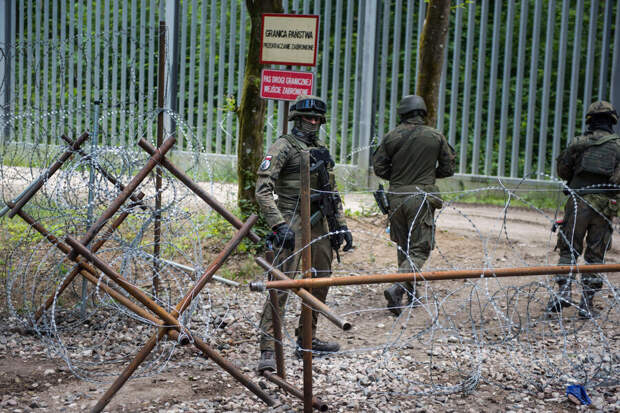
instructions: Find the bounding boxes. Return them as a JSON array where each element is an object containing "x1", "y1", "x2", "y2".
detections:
[
  {"x1": 422, "y1": 210, "x2": 436, "y2": 251},
  {"x1": 605, "y1": 198, "x2": 619, "y2": 218},
  {"x1": 427, "y1": 194, "x2": 443, "y2": 210}
]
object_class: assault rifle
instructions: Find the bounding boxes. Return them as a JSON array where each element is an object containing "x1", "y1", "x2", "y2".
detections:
[{"x1": 309, "y1": 157, "x2": 343, "y2": 263}]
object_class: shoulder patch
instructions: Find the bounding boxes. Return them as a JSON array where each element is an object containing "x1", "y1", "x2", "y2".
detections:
[{"x1": 260, "y1": 155, "x2": 273, "y2": 170}]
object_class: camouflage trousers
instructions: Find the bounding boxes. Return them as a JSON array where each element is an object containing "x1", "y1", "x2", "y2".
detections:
[
  {"x1": 387, "y1": 193, "x2": 436, "y2": 293},
  {"x1": 259, "y1": 214, "x2": 333, "y2": 352},
  {"x1": 555, "y1": 194, "x2": 615, "y2": 289}
]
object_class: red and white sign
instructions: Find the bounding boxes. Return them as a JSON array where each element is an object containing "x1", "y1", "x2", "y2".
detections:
[{"x1": 260, "y1": 69, "x2": 314, "y2": 101}]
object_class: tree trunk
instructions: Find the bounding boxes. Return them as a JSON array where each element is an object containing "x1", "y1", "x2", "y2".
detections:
[
  {"x1": 237, "y1": 0, "x2": 283, "y2": 216},
  {"x1": 416, "y1": 0, "x2": 451, "y2": 127}
]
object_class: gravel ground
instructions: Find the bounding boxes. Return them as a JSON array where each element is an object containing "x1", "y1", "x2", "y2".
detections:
[{"x1": 1, "y1": 200, "x2": 619, "y2": 412}]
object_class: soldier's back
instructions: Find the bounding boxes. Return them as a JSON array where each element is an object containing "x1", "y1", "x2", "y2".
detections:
[{"x1": 386, "y1": 121, "x2": 444, "y2": 189}]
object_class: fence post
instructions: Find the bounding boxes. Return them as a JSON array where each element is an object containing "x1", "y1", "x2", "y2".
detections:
[
  {"x1": 612, "y1": 7, "x2": 620, "y2": 135},
  {"x1": 165, "y1": 0, "x2": 179, "y2": 134},
  {"x1": 1, "y1": 0, "x2": 11, "y2": 141},
  {"x1": 359, "y1": 0, "x2": 378, "y2": 186}
]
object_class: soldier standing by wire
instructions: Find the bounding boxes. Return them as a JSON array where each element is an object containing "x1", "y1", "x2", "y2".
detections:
[
  {"x1": 255, "y1": 95, "x2": 353, "y2": 372},
  {"x1": 546, "y1": 101, "x2": 620, "y2": 318},
  {"x1": 372, "y1": 95, "x2": 455, "y2": 316}
]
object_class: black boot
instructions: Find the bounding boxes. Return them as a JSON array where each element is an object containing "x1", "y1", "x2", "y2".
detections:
[
  {"x1": 545, "y1": 281, "x2": 573, "y2": 313},
  {"x1": 384, "y1": 284, "x2": 405, "y2": 316},
  {"x1": 406, "y1": 284, "x2": 423, "y2": 308},
  {"x1": 578, "y1": 288, "x2": 598, "y2": 319},
  {"x1": 257, "y1": 350, "x2": 276, "y2": 373},
  {"x1": 295, "y1": 337, "x2": 340, "y2": 358}
]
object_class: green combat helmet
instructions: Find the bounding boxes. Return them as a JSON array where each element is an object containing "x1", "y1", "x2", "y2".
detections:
[
  {"x1": 586, "y1": 100, "x2": 618, "y2": 124},
  {"x1": 397, "y1": 95, "x2": 427, "y2": 117},
  {"x1": 288, "y1": 95, "x2": 327, "y2": 124}
]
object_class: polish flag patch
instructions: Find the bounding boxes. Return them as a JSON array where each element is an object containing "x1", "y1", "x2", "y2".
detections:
[{"x1": 260, "y1": 155, "x2": 273, "y2": 170}]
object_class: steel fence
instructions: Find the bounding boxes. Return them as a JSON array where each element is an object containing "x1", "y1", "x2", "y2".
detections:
[{"x1": 1, "y1": 0, "x2": 619, "y2": 182}]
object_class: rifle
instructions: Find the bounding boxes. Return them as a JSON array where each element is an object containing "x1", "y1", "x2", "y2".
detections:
[{"x1": 309, "y1": 158, "x2": 343, "y2": 263}]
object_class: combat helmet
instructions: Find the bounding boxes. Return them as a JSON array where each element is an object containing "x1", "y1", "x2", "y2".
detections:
[
  {"x1": 397, "y1": 95, "x2": 427, "y2": 117},
  {"x1": 288, "y1": 95, "x2": 327, "y2": 124},
  {"x1": 586, "y1": 100, "x2": 618, "y2": 124}
]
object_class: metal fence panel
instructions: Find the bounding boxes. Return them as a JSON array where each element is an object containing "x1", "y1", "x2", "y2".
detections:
[{"x1": 2, "y1": 0, "x2": 620, "y2": 181}]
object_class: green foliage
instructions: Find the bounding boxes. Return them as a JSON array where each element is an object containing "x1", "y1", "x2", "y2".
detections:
[
  {"x1": 443, "y1": 189, "x2": 563, "y2": 211},
  {"x1": 344, "y1": 204, "x2": 381, "y2": 218},
  {"x1": 2, "y1": 218, "x2": 44, "y2": 245},
  {"x1": 219, "y1": 95, "x2": 238, "y2": 114}
]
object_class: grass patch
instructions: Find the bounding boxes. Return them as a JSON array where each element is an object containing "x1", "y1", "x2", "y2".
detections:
[{"x1": 443, "y1": 188, "x2": 565, "y2": 211}]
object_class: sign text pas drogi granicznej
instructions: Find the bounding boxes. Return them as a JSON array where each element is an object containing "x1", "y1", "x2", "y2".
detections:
[
  {"x1": 260, "y1": 69, "x2": 314, "y2": 101},
  {"x1": 260, "y1": 14, "x2": 319, "y2": 66}
]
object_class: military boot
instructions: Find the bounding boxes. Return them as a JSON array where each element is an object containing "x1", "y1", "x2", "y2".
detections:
[
  {"x1": 295, "y1": 337, "x2": 340, "y2": 358},
  {"x1": 257, "y1": 350, "x2": 276, "y2": 373},
  {"x1": 545, "y1": 281, "x2": 573, "y2": 313},
  {"x1": 578, "y1": 288, "x2": 598, "y2": 319},
  {"x1": 406, "y1": 284, "x2": 423, "y2": 308},
  {"x1": 384, "y1": 284, "x2": 405, "y2": 316}
]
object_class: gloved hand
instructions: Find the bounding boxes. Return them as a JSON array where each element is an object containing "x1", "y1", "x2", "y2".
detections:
[
  {"x1": 339, "y1": 225, "x2": 353, "y2": 251},
  {"x1": 272, "y1": 223, "x2": 295, "y2": 250}
]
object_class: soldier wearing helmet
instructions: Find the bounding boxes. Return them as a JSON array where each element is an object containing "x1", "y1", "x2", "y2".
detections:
[
  {"x1": 548, "y1": 100, "x2": 620, "y2": 318},
  {"x1": 255, "y1": 95, "x2": 352, "y2": 372},
  {"x1": 372, "y1": 95, "x2": 456, "y2": 316}
]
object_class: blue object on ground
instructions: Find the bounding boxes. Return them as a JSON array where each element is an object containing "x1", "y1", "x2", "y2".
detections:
[{"x1": 566, "y1": 384, "x2": 592, "y2": 405}]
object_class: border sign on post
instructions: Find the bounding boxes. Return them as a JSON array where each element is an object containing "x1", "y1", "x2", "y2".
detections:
[
  {"x1": 260, "y1": 69, "x2": 314, "y2": 101},
  {"x1": 260, "y1": 14, "x2": 319, "y2": 66}
]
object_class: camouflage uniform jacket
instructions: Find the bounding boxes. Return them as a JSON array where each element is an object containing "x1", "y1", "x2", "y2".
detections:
[
  {"x1": 556, "y1": 128, "x2": 620, "y2": 195},
  {"x1": 255, "y1": 131, "x2": 346, "y2": 229},
  {"x1": 372, "y1": 115, "x2": 456, "y2": 193}
]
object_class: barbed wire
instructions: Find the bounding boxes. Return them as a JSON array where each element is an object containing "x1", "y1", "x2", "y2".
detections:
[{"x1": 0, "y1": 30, "x2": 618, "y2": 413}]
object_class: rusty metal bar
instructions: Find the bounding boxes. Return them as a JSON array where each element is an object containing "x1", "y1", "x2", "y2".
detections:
[
  {"x1": 33, "y1": 193, "x2": 145, "y2": 321},
  {"x1": 12, "y1": 206, "x2": 196, "y2": 352},
  {"x1": 91, "y1": 215, "x2": 273, "y2": 412},
  {"x1": 6, "y1": 132, "x2": 90, "y2": 218},
  {"x1": 75, "y1": 136, "x2": 176, "y2": 255},
  {"x1": 300, "y1": 150, "x2": 312, "y2": 413},
  {"x1": 59, "y1": 135, "x2": 147, "y2": 210},
  {"x1": 263, "y1": 371, "x2": 328, "y2": 411},
  {"x1": 14, "y1": 204, "x2": 189, "y2": 344},
  {"x1": 266, "y1": 249, "x2": 286, "y2": 379},
  {"x1": 66, "y1": 235, "x2": 186, "y2": 328},
  {"x1": 137, "y1": 138, "x2": 261, "y2": 243},
  {"x1": 175, "y1": 214, "x2": 257, "y2": 315},
  {"x1": 254, "y1": 263, "x2": 620, "y2": 291},
  {"x1": 254, "y1": 256, "x2": 352, "y2": 331},
  {"x1": 153, "y1": 20, "x2": 167, "y2": 296},
  {"x1": 12, "y1": 211, "x2": 275, "y2": 412}
]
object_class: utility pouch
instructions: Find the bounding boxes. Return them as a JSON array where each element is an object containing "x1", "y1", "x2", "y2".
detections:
[
  {"x1": 605, "y1": 197, "x2": 619, "y2": 217},
  {"x1": 373, "y1": 184, "x2": 390, "y2": 214},
  {"x1": 579, "y1": 145, "x2": 616, "y2": 176},
  {"x1": 427, "y1": 194, "x2": 444, "y2": 210},
  {"x1": 577, "y1": 135, "x2": 619, "y2": 177}
]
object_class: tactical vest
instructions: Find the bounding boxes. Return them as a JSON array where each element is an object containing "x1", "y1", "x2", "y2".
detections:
[
  {"x1": 577, "y1": 134, "x2": 619, "y2": 177},
  {"x1": 569, "y1": 134, "x2": 620, "y2": 194},
  {"x1": 274, "y1": 134, "x2": 323, "y2": 210}
]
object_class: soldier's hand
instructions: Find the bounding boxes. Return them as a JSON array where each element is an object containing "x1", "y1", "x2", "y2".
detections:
[
  {"x1": 272, "y1": 223, "x2": 295, "y2": 250},
  {"x1": 340, "y1": 225, "x2": 353, "y2": 251}
]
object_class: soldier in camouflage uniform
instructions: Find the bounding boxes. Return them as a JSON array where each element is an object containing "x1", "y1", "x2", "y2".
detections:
[
  {"x1": 372, "y1": 95, "x2": 456, "y2": 316},
  {"x1": 255, "y1": 95, "x2": 353, "y2": 372},
  {"x1": 547, "y1": 100, "x2": 620, "y2": 318}
]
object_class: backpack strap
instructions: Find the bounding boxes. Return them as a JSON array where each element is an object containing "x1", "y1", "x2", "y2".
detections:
[
  {"x1": 585, "y1": 134, "x2": 620, "y2": 147},
  {"x1": 282, "y1": 134, "x2": 306, "y2": 153}
]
